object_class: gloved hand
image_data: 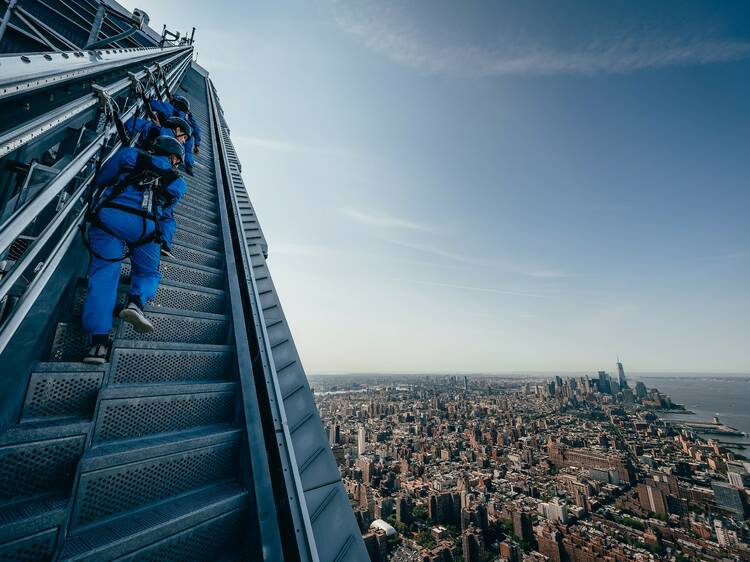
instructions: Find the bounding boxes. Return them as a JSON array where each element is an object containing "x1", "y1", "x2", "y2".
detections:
[{"x1": 193, "y1": 145, "x2": 200, "y2": 154}]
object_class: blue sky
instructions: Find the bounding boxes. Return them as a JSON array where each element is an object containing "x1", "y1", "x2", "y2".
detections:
[{"x1": 121, "y1": 0, "x2": 750, "y2": 374}]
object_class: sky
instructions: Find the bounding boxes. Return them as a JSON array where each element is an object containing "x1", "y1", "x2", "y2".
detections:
[{"x1": 120, "y1": 0, "x2": 750, "y2": 374}]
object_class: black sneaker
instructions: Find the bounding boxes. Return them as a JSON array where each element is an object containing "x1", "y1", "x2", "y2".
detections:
[
  {"x1": 118, "y1": 299, "x2": 154, "y2": 333},
  {"x1": 83, "y1": 335, "x2": 109, "y2": 364},
  {"x1": 185, "y1": 164, "x2": 194, "y2": 176}
]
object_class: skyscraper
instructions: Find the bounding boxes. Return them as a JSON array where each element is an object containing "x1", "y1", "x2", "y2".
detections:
[
  {"x1": 358, "y1": 425, "x2": 367, "y2": 456},
  {"x1": 617, "y1": 359, "x2": 628, "y2": 389}
]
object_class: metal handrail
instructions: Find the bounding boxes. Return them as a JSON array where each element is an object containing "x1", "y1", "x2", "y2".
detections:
[
  {"x1": 207, "y1": 78, "x2": 320, "y2": 562},
  {"x1": 0, "y1": 47, "x2": 190, "y2": 157},
  {"x1": 0, "y1": 44, "x2": 188, "y2": 100},
  {"x1": 0, "y1": 50, "x2": 192, "y2": 354},
  {"x1": 0, "y1": 50, "x2": 192, "y2": 252}
]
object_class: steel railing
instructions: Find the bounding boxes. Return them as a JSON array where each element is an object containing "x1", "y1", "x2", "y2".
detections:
[{"x1": 0, "y1": 46, "x2": 191, "y2": 157}]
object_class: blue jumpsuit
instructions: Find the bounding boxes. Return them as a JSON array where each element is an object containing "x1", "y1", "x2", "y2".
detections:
[
  {"x1": 177, "y1": 110, "x2": 201, "y2": 167},
  {"x1": 148, "y1": 98, "x2": 200, "y2": 168},
  {"x1": 82, "y1": 147, "x2": 187, "y2": 340}
]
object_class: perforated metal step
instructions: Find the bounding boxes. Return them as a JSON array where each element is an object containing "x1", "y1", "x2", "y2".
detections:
[
  {"x1": 121, "y1": 259, "x2": 225, "y2": 290},
  {"x1": 108, "y1": 343, "x2": 234, "y2": 385},
  {"x1": 90, "y1": 382, "x2": 237, "y2": 445},
  {"x1": 68, "y1": 428, "x2": 241, "y2": 530},
  {"x1": 71, "y1": 282, "x2": 226, "y2": 317},
  {"x1": 20, "y1": 365, "x2": 104, "y2": 423},
  {"x1": 59, "y1": 482, "x2": 249, "y2": 561},
  {"x1": 0, "y1": 433, "x2": 85, "y2": 507},
  {"x1": 118, "y1": 310, "x2": 229, "y2": 345}
]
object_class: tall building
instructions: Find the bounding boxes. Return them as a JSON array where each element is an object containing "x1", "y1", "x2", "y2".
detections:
[
  {"x1": 358, "y1": 425, "x2": 367, "y2": 456},
  {"x1": 462, "y1": 527, "x2": 483, "y2": 562},
  {"x1": 635, "y1": 381, "x2": 648, "y2": 399},
  {"x1": 597, "y1": 371, "x2": 612, "y2": 394},
  {"x1": 329, "y1": 423, "x2": 340, "y2": 445},
  {"x1": 617, "y1": 359, "x2": 628, "y2": 389},
  {"x1": 512, "y1": 510, "x2": 534, "y2": 543}
]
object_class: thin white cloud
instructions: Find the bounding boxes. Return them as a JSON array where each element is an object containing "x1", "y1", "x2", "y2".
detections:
[
  {"x1": 399, "y1": 279, "x2": 551, "y2": 299},
  {"x1": 342, "y1": 206, "x2": 433, "y2": 232},
  {"x1": 233, "y1": 135, "x2": 349, "y2": 157},
  {"x1": 385, "y1": 238, "x2": 570, "y2": 279},
  {"x1": 331, "y1": 2, "x2": 750, "y2": 76}
]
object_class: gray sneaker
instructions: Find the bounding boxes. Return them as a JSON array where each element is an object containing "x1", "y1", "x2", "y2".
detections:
[{"x1": 118, "y1": 302, "x2": 155, "y2": 333}]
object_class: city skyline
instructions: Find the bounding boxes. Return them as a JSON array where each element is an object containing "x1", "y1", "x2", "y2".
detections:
[{"x1": 125, "y1": 0, "x2": 750, "y2": 373}]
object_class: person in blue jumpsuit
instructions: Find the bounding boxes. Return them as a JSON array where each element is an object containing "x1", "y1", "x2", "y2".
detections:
[
  {"x1": 82, "y1": 136, "x2": 187, "y2": 364},
  {"x1": 122, "y1": 115, "x2": 191, "y2": 258},
  {"x1": 124, "y1": 114, "x2": 192, "y2": 151},
  {"x1": 172, "y1": 96, "x2": 201, "y2": 175}
]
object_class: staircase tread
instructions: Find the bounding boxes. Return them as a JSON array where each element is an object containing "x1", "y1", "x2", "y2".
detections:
[
  {"x1": 0, "y1": 420, "x2": 89, "y2": 446},
  {"x1": 81, "y1": 425, "x2": 240, "y2": 471},
  {"x1": 59, "y1": 482, "x2": 248, "y2": 561},
  {"x1": 0, "y1": 494, "x2": 67, "y2": 536},
  {"x1": 98, "y1": 381, "x2": 236, "y2": 399}
]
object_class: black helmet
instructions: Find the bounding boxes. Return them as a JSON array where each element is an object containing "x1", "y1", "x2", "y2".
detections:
[
  {"x1": 163, "y1": 116, "x2": 192, "y2": 138},
  {"x1": 172, "y1": 95, "x2": 190, "y2": 113},
  {"x1": 152, "y1": 135, "x2": 185, "y2": 163}
]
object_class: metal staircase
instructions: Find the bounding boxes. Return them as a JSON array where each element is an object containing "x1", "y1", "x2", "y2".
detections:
[{"x1": 0, "y1": 4, "x2": 368, "y2": 561}]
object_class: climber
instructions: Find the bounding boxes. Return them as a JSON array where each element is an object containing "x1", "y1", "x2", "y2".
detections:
[
  {"x1": 124, "y1": 114, "x2": 192, "y2": 149},
  {"x1": 81, "y1": 136, "x2": 187, "y2": 364},
  {"x1": 172, "y1": 95, "x2": 201, "y2": 175}
]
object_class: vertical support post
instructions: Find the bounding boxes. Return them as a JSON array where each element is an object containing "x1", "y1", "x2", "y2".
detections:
[
  {"x1": 86, "y1": 3, "x2": 106, "y2": 48},
  {"x1": 190, "y1": 27, "x2": 195, "y2": 44},
  {"x1": 0, "y1": 0, "x2": 17, "y2": 44}
]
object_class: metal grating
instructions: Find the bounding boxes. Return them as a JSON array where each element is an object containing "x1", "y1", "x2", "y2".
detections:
[
  {"x1": 22, "y1": 371, "x2": 104, "y2": 420},
  {"x1": 118, "y1": 313, "x2": 228, "y2": 344},
  {"x1": 93, "y1": 391, "x2": 236, "y2": 444},
  {"x1": 49, "y1": 323, "x2": 113, "y2": 362},
  {"x1": 71, "y1": 441, "x2": 238, "y2": 528},
  {"x1": 117, "y1": 507, "x2": 246, "y2": 562},
  {"x1": 148, "y1": 285, "x2": 226, "y2": 315},
  {"x1": 0, "y1": 528, "x2": 58, "y2": 562},
  {"x1": 109, "y1": 348, "x2": 233, "y2": 385},
  {"x1": 173, "y1": 215, "x2": 219, "y2": 238},
  {"x1": 0, "y1": 436, "x2": 85, "y2": 504},
  {"x1": 121, "y1": 261, "x2": 224, "y2": 290},
  {"x1": 174, "y1": 229, "x2": 222, "y2": 251},
  {"x1": 167, "y1": 244, "x2": 222, "y2": 269}
]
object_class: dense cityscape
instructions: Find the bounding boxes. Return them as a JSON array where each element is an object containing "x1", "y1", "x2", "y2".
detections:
[{"x1": 313, "y1": 364, "x2": 750, "y2": 562}]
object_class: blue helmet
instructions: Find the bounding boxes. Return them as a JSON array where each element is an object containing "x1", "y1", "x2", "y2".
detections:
[
  {"x1": 152, "y1": 135, "x2": 185, "y2": 163},
  {"x1": 172, "y1": 95, "x2": 190, "y2": 113},
  {"x1": 163, "y1": 116, "x2": 192, "y2": 138}
]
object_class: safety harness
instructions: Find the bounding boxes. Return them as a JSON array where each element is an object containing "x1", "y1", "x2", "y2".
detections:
[{"x1": 82, "y1": 150, "x2": 179, "y2": 262}]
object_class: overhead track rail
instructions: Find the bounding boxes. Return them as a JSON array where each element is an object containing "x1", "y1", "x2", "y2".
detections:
[{"x1": 0, "y1": 44, "x2": 193, "y2": 355}]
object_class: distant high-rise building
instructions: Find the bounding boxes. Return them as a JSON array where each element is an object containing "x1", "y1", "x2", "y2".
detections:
[
  {"x1": 358, "y1": 425, "x2": 366, "y2": 456},
  {"x1": 328, "y1": 423, "x2": 340, "y2": 445},
  {"x1": 462, "y1": 527, "x2": 483, "y2": 562},
  {"x1": 500, "y1": 540, "x2": 522, "y2": 562},
  {"x1": 512, "y1": 510, "x2": 533, "y2": 543},
  {"x1": 464, "y1": 376, "x2": 469, "y2": 391},
  {"x1": 634, "y1": 381, "x2": 648, "y2": 399},
  {"x1": 617, "y1": 360, "x2": 628, "y2": 389},
  {"x1": 597, "y1": 371, "x2": 612, "y2": 394}
]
